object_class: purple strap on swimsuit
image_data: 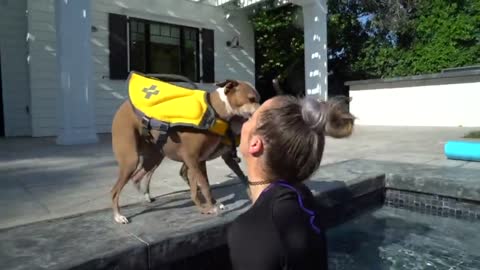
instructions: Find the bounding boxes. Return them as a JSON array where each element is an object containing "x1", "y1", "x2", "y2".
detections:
[{"x1": 261, "y1": 180, "x2": 321, "y2": 234}]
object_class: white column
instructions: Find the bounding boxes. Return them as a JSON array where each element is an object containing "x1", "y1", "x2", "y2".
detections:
[
  {"x1": 298, "y1": 0, "x2": 328, "y2": 100},
  {"x1": 54, "y1": 0, "x2": 98, "y2": 145}
]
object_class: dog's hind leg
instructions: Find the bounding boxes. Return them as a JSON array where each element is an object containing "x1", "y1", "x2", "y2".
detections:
[
  {"x1": 111, "y1": 107, "x2": 141, "y2": 224},
  {"x1": 132, "y1": 167, "x2": 147, "y2": 194},
  {"x1": 111, "y1": 154, "x2": 139, "y2": 224},
  {"x1": 135, "y1": 146, "x2": 164, "y2": 203},
  {"x1": 131, "y1": 166, "x2": 159, "y2": 203},
  {"x1": 141, "y1": 157, "x2": 162, "y2": 203},
  {"x1": 179, "y1": 163, "x2": 189, "y2": 185}
]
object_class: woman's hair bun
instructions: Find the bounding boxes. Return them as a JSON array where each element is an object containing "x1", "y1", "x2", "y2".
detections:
[{"x1": 300, "y1": 96, "x2": 355, "y2": 138}]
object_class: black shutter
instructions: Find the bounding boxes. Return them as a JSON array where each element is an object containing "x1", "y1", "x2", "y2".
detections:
[
  {"x1": 108, "y1": 13, "x2": 128, "y2": 80},
  {"x1": 201, "y1": 28, "x2": 215, "y2": 83}
]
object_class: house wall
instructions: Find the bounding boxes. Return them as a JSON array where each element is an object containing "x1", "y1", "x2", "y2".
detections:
[
  {"x1": 0, "y1": 0, "x2": 32, "y2": 136},
  {"x1": 25, "y1": 0, "x2": 255, "y2": 136},
  {"x1": 348, "y1": 72, "x2": 480, "y2": 127},
  {"x1": 26, "y1": 0, "x2": 58, "y2": 137}
]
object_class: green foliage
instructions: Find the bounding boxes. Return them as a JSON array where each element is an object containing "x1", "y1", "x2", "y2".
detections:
[
  {"x1": 327, "y1": 0, "x2": 370, "y2": 80},
  {"x1": 250, "y1": 0, "x2": 370, "y2": 83},
  {"x1": 251, "y1": 0, "x2": 480, "y2": 82},
  {"x1": 357, "y1": 0, "x2": 480, "y2": 78},
  {"x1": 249, "y1": 4, "x2": 304, "y2": 79}
]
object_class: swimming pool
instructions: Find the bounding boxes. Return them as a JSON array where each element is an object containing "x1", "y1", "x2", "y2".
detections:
[{"x1": 327, "y1": 206, "x2": 480, "y2": 270}]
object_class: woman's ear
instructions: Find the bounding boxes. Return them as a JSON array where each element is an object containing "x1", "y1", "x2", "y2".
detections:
[{"x1": 248, "y1": 135, "x2": 264, "y2": 156}]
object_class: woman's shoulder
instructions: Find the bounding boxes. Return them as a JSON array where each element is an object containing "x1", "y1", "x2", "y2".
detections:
[
  {"x1": 269, "y1": 182, "x2": 315, "y2": 205},
  {"x1": 269, "y1": 182, "x2": 325, "y2": 258},
  {"x1": 268, "y1": 182, "x2": 312, "y2": 215},
  {"x1": 229, "y1": 181, "x2": 316, "y2": 232},
  {"x1": 269, "y1": 181, "x2": 323, "y2": 233}
]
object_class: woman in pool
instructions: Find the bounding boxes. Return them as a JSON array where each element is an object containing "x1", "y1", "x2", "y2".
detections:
[{"x1": 227, "y1": 95, "x2": 355, "y2": 270}]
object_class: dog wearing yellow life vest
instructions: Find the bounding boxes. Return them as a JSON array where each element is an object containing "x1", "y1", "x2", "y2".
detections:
[
  {"x1": 127, "y1": 73, "x2": 246, "y2": 201},
  {"x1": 133, "y1": 115, "x2": 249, "y2": 207},
  {"x1": 110, "y1": 71, "x2": 260, "y2": 224}
]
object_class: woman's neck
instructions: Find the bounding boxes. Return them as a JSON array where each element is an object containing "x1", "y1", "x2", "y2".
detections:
[
  {"x1": 247, "y1": 165, "x2": 272, "y2": 204},
  {"x1": 249, "y1": 183, "x2": 270, "y2": 204}
]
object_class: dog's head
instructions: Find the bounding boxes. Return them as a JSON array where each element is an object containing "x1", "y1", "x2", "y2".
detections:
[{"x1": 215, "y1": 79, "x2": 261, "y2": 121}]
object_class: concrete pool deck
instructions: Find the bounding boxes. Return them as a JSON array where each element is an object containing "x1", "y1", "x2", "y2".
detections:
[
  {"x1": 1, "y1": 126, "x2": 479, "y2": 230},
  {"x1": 0, "y1": 159, "x2": 479, "y2": 270}
]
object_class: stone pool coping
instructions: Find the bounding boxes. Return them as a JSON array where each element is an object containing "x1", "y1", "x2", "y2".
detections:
[{"x1": 1, "y1": 159, "x2": 479, "y2": 270}]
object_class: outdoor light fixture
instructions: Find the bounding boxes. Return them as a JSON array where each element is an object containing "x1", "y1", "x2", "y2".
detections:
[{"x1": 226, "y1": 36, "x2": 243, "y2": 49}]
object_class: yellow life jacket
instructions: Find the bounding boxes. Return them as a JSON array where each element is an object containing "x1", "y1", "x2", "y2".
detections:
[{"x1": 127, "y1": 72, "x2": 229, "y2": 136}]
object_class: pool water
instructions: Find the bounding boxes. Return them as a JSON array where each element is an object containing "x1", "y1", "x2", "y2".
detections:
[{"x1": 327, "y1": 206, "x2": 480, "y2": 270}]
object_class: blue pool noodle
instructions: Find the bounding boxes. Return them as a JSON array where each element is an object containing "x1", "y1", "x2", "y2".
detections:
[{"x1": 444, "y1": 141, "x2": 480, "y2": 162}]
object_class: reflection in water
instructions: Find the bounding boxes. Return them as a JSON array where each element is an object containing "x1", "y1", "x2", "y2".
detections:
[{"x1": 328, "y1": 206, "x2": 480, "y2": 270}]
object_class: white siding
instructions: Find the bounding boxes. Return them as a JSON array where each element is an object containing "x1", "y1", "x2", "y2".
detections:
[
  {"x1": 91, "y1": 0, "x2": 256, "y2": 133},
  {"x1": 0, "y1": 0, "x2": 32, "y2": 136},
  {"x1": 24, "y1": 0, "x2": 256, "y2": 136},
  {"x1": 26, "y1": 0, "x2": 58, "y2": 137}
]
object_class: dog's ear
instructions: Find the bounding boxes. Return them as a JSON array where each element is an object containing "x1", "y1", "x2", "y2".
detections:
[
  {"x1": 215, "y1": 79, "x2": 231, "y2": 87},
  {"x1": 216, "y1": 79, "x2": 239, "y2": 94}
]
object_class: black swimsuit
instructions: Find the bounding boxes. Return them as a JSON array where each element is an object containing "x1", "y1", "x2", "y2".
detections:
[{"x1": 227, "y1": 181, "x2": 328, "y2": 270}]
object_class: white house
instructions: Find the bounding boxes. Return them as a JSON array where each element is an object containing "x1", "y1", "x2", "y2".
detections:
[{"x1": 0, "y1": 0, "x2": 328, "y2": 144}]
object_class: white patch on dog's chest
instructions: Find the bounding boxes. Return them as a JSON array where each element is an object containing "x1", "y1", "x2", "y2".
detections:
[{"x1": 217, "y1": 87, "x2": 233, "y2": 115}]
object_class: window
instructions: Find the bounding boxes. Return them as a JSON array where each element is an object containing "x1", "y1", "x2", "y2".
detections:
[
  {"x1": 108, "y1": 13, "x2": 214, "y2": 82},
  {"x1": 129, "y1": 18, "x2": 200, "y2": 82}
]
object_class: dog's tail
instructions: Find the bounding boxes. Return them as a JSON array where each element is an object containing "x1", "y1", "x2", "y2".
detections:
[{"x1": 272, "y1": 76, "x2": 285, "y2": 96}]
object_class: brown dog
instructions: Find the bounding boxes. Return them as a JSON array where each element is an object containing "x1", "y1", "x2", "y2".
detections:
[
  {"x1": 133, "y1": 115, "x2": 249, "y2": 206},
  {"x1": 179, "y1": 115, "x2": 248, "y2": 188},
  {"x1": 110, "y1": 78, "x2": 260, "y2": 224}
]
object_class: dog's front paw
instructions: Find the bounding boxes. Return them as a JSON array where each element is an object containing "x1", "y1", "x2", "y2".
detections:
[
  {"x1": 114, "y1": 214, "x2": 130, "y2": 224},
  {"x1": 217, "y1": 202, "x2": 226, "y2": 211},
  {"x1": 144, "y1": 193, "x2": 153, "y2": 203}
]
